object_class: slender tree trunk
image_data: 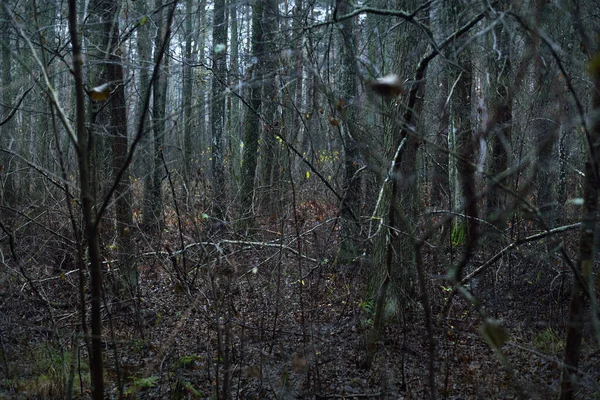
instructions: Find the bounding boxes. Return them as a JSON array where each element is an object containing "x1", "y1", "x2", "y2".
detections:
[
  {"x1": 228, "y1": 0, "x2": 241, "y2": 197},
  {"x1": 1, "y1": 2, "x2": 16, "y2": 210},
  {"x1": 485, "y1": 5, "x2": 512, "y2": 241},
  {"x1": 211, "y1": 0, "x2": 227, "y2": 219},
  {"x1": 259, "y1": 0, "x2": 279, "y2": 211},
  {"x1": 68, "y1": 1, "x2": 104, "y2": 397},
  {"x1": 531, "y1": 1, "x2": 559, "y2": 225},
  {"x1": 336, "y1": 0, "x2": 361, "y2": 264},
  {"x1": 108, "y1": 42, "x2": 136, "y2": 294},
  {"x1": 145, "y1": 0, "x2": 169, "y2": 230},
  {"x1": 428, "y1": 1, "x2": 450, "y2": 210},
  {"x1": 240, "y1": 0, "x2": 265, "y2": 227},
  {"x1": 182, "y1": 0, "x2": 194, "y2": 199},
  {"x1": 136, "y1": 0, "x2": 154, "y2": 226},
  {"x1": 291, "y1": 0, "x2": 304, "y2": 166}
]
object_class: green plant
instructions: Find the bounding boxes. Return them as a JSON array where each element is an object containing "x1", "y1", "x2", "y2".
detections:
[
  {"x1": 451, "y1": 222, "x2": 467, "y2": 246},
  {"x1": 125, "y1": 376, "x2": 159, "y2": 395},
  {"x1": 181, "y1": 380, "x2": 201, "y2": 397},
  {"x1": 533, "y1": 328, "x2": 563, "y2": 354},
  {"x1": 175, "y1": 354, "x2": 203, "y2": 369}
]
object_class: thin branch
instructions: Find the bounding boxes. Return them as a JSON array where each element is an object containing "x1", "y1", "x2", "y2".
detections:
[
  {"x1": 507, "y1": 11, "x2": 597, "y2": 186},
  {"x1": 443, "y1": 223, "x2": 581, "y2": 311},
  {"x1": 6, "y1": 5, "x2": 78, "y2": 147},
  {"x1": 0, "y1": 84, "x2": 36, "y2": 127}
]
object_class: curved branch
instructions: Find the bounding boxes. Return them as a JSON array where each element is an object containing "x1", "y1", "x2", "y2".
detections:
[{"x1": 0, "y1": 84, "x2": 35, "y2": 127}]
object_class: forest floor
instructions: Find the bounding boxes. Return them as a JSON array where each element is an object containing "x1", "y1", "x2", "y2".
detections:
[{"x1": 0, "y1": 201, "x2": 599, "y2": 399}]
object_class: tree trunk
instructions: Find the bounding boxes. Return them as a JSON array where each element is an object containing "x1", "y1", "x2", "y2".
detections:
[
  {"x1": 240, "y1": 0, "x2": 265, "y2": 227},
  {"x1": 368, "y1": 0, "x2": 423, "y2": 307},
  {"x1": 136, "y1": 0, "x2": 153, "y2": 227},
  {"x1": 336, "y1": 0, "x2": 362, "y2": 265},
  {"x1": 1, "y1": 1, "x2": 17, "y2": 211},
  {"x1": 68, "y1": 0, "x2": 105, "y2": 397},
  {"x1": 485, "y1": 18, "x2": 511, "y2": 227},
  {"x1": 182, "y1": 0, "x2": 194, "y2": 200},
  {"x1": 259, "y1": 0, "x2": 279, "y2": 212},
  {"x1": 145, "y1": 0, "x2": 169, "y2": 230},
  {"x1": 559, "y1": 40, "x2": 600, "y2": 400},
  {"x1": 428, "y1": 1, "x2": 450, "y2": 209},
  {"x1": 366, "y1": 0, "x2": 427, "y2": 368},
  {"x1": 211, "y1": 0, "x2": 227, "y2": 219},
  {"x1": 228, "y1": 0, "x2": 241, "y2": 197}
]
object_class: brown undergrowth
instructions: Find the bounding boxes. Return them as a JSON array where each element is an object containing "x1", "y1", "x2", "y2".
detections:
[{"x1": 0, "y1": 205, "x2": 599, "y2": 399}]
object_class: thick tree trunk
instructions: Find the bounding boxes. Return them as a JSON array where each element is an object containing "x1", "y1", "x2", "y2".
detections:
[
  {"x1": 368, "y1": 0, "x2": 424, "y2": 306},
  {"x1": 559, "y1": 43, "x2": 600, "y2": 400},
  {"x1": 86, "y1": 0, "x2": 136, "y2": 294}
]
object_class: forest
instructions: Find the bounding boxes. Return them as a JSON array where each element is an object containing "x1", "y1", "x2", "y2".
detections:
[{"x1": 0, "y1": 0, "x2": 599, "y2": 398}]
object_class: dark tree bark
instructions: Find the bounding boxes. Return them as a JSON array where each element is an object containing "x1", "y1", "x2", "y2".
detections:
[
  {"x1": 485, "y1": 16, "x2": 512, "y2": 227},
  {"x1": 368, "y1": 0, "x2": 425, "y2": 308},
  {"x1": 136, "y1": 0, "x2": 154, "y2": 226},
  {"x1": 211, "y1": 0, "x2": 227, "y2": 219},
  {"x1": 89, "y1": 0, "x2": 136, "y2": 293},
  {"x1": 228, "y1": 0, "x2": 241, "y2": 196},
  {"x1": 1, "y1": 1, "x2": 16, "y2": 210},
  {"x1": 531, "y1": 1, "x2": 559, "y2": 225},
  {"x1": 559, "y1": 40, "x2": 600, "y2": 400},
  {"x1": 428, "y1": 0, "x2": 450, "y2": 210},
  {"x1": 259, "y1": 0, "x2": 279, "y2": 211},
  {"x1": 240, "y1": 0, "x2": 265, "y2": 227},
  {"x1": 366, "y1": 0, "x2": 432, "y2": 370},
  {"x1": 68, "y1": 0, "x2": 105, "y2": 397},
  {"x1": 144, "y1": 0, "x2": 169, "y2": 230},
  {"x1": 182, "y1": 0, "x2": 194, "y2": 195},
  {"x1": 336, "y1": 0, "x2": 362, "y2": 264}
]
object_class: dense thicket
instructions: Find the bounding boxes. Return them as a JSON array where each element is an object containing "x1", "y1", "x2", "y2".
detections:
[{"x1": 0, "y1": 1, "x2": 599, "y2": 398}]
